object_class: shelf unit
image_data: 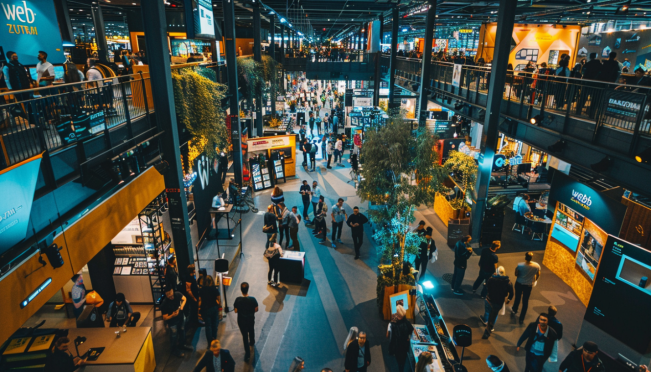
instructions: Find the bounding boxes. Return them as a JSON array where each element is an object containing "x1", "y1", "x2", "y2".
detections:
[{"x1": 138, "y1": 194, "x2": 170, "y2": 311}]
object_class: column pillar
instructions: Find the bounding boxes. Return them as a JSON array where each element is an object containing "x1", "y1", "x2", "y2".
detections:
[
  {"x1": 222, "y1": 0, "x2": 244, "y2": 185},
  {"x1": 141, "y1": 0, "x2": 193, "y2": 270},
  {"x1": 418, "y1": 0, "x2": 436, "y2": 128},
  {"x1": 269, "y1": 16, "x2": 277, "y2": 116},
  {"x1": 388, "y1": 7, "x2": 399, "y2": 109},
  {"x1": 253, "y1": 1, "x2": 263, "y2": 137},
  {"x1": 280, "y1": 24, "x2": 285, "y2": 64},
  {"x1": 372, "y1": 17, "x2": 382, "y2": 107},
  {"x1": 470, "y1": 0, "x2": 517, "y2": 245},
  {"x1": 90, "y1": 4, "x2": 108, "y2": 62}
]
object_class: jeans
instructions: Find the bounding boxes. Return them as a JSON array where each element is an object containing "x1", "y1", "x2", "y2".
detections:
[
  {"x1": 289, "y1": 227, "x2": 300, "y2": 250},
  {"x1": 472, "y1": 270, "x2": 494, "y2": 297},
  {"x1": 303, "y1": 152, "x2": 308, "y2": 166},
  {"x1": 483, "y1": 299, "x2": 501, "y2": 333},
  {"x1": 238, "y1": 321, "x2": 255, "y2": 357},
  {"x1": 166, "y1": 314, "x2": 186, "y2": 352},
  {"x1": 334, "y1": 149, "x2": 341, "y2": 163},
  {"x1": 321, "y1": 144, "x2": 327, "y2": 159},
  {"x1": 311, "y1": 202, "x2": 318, "y2": 218},
  {"x1": 279, "y1": 225, "x2": 289, "y2": 247},
  {"x1": 525, "y1": 352, "x2": 547, "y2": 372},
  {"x1": 352, "y1": 231, "x2": 363, "y2": 257},
  {"x1": 414, "y1": 256, "x2": 428, "y2": 281},
  {"x1": 203, "y1": 306, "x2": 219, "y2": 344},
  {"x1": 513, "y1": 282, "x2": 533, "y2": 321},
  {"x1": 268, "y1": 255, "x2": 280, "y2": 282},
  {"x1": 302, "y1": 200, "x2": 310, "y2": 219},
  {"x1": 265, "y1": 232, "x2": 274, "y2": 249},
  {"x1": 451, "y1": 266, "x2": 466, "y2": 292},
  {"x1": 332, "y1": 221, "x2": 344, "y2": 241}
]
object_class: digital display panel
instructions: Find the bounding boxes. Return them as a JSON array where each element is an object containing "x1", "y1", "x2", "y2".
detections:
[{"x1": 184, "y1": 0, "x2": 215, "y2": 39}]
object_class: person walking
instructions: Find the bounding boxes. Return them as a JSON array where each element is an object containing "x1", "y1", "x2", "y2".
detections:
[
  {"x1": 263, "y1": 205, "x2": 278, "y2": 249},
  {"x1": 299, "y1": 180, "x2": 311, "y2": 222},
  {"x1": 314, "y1": 196, "x2": 329, "y2": 240},
  {"x1": 480, "y1": 266, "x2": 514, "y2": 339},
  {"x1": 511, "y1": 252, "x2": 541, "y2": 324},
  {"x1": 105, "y1": 293, "x2": 133, "y2": 327},
  {"x1": 161, "y1": 287, "x2": 193, "y2": 357},
  {"x1": 472, "y1": 241, "x2": 501, "y2": 298},
  {"x1": 310, "y1": 181, "x2": 322, "y2": 219},
  {"x1": 233, "y1": 282, "x2": 259, "y2": 362},
  {"x1": 387, "y1": 305, "x2": 413, "y2": 372},
  {"x1": 516, "y1": 313, "x2": 558, "y2": 372},
  {"x1": 451, "y1": 235, "x2": 473, "y2": 295},
  {"x1": 198, "y1": 275, "x2": 221, "y2": 346},
  {"x1": 309, "y1": 140, "x2": 318, "y2": 171},
  {"x1": 308, "y1": 112, "x2": 316, "y2": 135},
  {"x1": 331, "y1": 198, "x2": 347, "y2": 248},
  {"x1": 334, "y1": 136, "x2": 344, "y2": 165},
  {"x1": 344, "y1": 331, "x2": 371, "y2": 372},
  {"x1": 540, "y1": 305, "x2": 563, "y2": 363},
  {"x1": 485, "y1": 355, "x2": 511, "y2": 372},
  {"x1": 301, "y1": 139, "x2": 311, "y2": 168},
  {"x1": 559, "y1": 341, "x2": 604, "y2": 372},
  {"x1": 326, "y1": 135, "x2": 334, "y2": 169},
  {"x1": 265, "y1": 234, "x2": 284, "y2": 286},
  {"x1": 278, "y1": 202, "x2": 290, "y2": 248},
  {"x1": 288, "y1": 206, "x2": 301, "y2": 251},
  {"x1": 192, "y1": 340, "x2": 235, "y2": 372},
  {"x1": 415, "y1": 227, "x2": 436, "y2": 281},
  {"x1": 346, "y1": 206, "x2": 369, "y2": 260}
]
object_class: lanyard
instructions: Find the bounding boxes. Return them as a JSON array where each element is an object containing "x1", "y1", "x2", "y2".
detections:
[{"x1": 581, "y1": 355, "x2": 592, "y2": 372}]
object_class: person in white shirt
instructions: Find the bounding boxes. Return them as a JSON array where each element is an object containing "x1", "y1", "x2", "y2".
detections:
[
  {"x1": 36, "y1": 51, "x2": 55, "y2": 87},
  {"x1": 85, "y1": 58, "x2": 103, "y2": 83},
  {"x1": 334, "y1": 137, "x2": 343, "y2": 165},
  {"x1": 310, "y1": 181, "x2": 322, "y2": 217}
]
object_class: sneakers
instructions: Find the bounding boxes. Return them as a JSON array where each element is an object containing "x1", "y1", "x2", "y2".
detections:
[
  {"x1": 453, "y1": 291, "x2": 464, "y2": 296},
  {"x1": 479, "y1": 316, "x2": 487, "y2": 325},
  {"x1": 318, "y1": 239, "x2": 327, "y2": 244},
  {"x1": 332, "y1": 243, "x2": 337, "y2": 248},
  {"x1": 268, "y1": 281, "x2": 274, "y2": 286}
]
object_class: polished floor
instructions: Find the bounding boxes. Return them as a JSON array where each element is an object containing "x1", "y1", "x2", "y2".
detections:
[{"x1": 146, "y1": 148, "x2": 588, "y2": 372}]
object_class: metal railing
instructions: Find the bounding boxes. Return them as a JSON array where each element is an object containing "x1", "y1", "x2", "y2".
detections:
[{"x1": 0, "y1": 72, "x2": 154, "y2": 168}]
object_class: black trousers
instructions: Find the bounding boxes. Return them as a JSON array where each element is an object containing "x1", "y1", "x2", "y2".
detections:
[
  {"x1": 268, "y1": 255, "x2": 280, "y2": 282},
  {"x1": 352, "y1": 231, "x2": 363, "y2": 257},
  {"x1": 395, "y1": 352, "x2": 408, "y2": 372},
  {"x1": 302, "y1": 200, "x2": 310, "y2": 219},
  {"x1": 279, "y1": 225, "x2": 289, "y2": 246},
  {"x1": 332, "y1": 221, "x2": 343, "y2": 241},
  {"x1": 512, "y1": 282, "x2": 533, "y2": 321},
  {"x1": 414, "y1": 255, "x2": 428, "y2": 280},
  {"x1": 238, "y1": 321, "x2": 255, "y2": 356},
  {"x1": 327, "y1": 154, "x2": 333, "y2": 167}
]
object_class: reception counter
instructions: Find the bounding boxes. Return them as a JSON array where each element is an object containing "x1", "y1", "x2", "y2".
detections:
[{"x1": 67, "y1": 327, "x2": 155, "y2": 372}]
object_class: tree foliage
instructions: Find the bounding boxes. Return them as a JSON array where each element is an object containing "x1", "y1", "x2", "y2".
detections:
[
  {"x1": 443, "y1": 150, "x2": 478, "y2": 210},
  {"x1": 172, "y1": 68, "x2": 229, "y2": 160},
  {"x1": 237, "y1": 55, "x2": 281, "y2": 108}
]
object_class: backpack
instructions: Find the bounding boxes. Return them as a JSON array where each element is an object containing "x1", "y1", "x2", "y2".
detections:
[
  {"x1": 310, "y1": 143, "x2": 318, "y2": 154},
  {"x1": 63, "y1": 61, "x2": 81, "y2": 83},
  {"x1": 264, "y1": 246, "x2": 279, "y2": 259}
]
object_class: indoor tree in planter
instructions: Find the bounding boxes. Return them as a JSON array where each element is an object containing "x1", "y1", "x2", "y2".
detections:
[
  {"x1": 443, "y1": 150, "x2": 478, "y2": 216},
  {"x1": 356, "y1": 109, "x2": 446, "y2": 313}
]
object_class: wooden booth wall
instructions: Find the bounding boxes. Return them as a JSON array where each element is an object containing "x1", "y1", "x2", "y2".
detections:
[{"x1": 619, "y1": 197, "x2": 651, "y2": 250}]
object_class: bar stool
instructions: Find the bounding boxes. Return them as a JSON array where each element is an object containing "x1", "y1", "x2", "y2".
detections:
[{"x1": 513, "y1": 213, "x2": 526, "y2": 233}]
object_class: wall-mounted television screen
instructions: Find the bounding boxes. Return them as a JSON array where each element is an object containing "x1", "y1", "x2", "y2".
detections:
[{"x1": 184, "y1": 0, "x2": 215, "y2": 39}]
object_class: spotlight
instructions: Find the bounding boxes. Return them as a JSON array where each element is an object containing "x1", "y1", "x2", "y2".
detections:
[
  {"x1": 548, "y1": 140, "x2": 566, "y2": 153},
  {"x1": 635, "y1": 147, "x2": 651, "y2": 164},
  {"x1": 590, "y1": 156, "x2": 612, "y2": 173},
  {"x1": 530, "y1": 114, "x2": 543, "y2": 125}
]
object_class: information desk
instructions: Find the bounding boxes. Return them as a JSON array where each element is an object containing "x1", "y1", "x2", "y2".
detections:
[
  {"x1": 66, "y1": 327, "x2": 155, "y2": 372},
  {"x1": 209, "y1": 204, "x2": 234, "y2": 240},
  {"x1": 409, "y1": 293, "x2": 460, "y2": 372},
  {"x1": 279, "y1": 251, "x2": 305, "y2": 284}
]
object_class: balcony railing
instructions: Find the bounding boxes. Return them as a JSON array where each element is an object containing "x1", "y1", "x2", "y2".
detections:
[{"x1": 0, "y1": 72, "x2": 154, "y2": 169}]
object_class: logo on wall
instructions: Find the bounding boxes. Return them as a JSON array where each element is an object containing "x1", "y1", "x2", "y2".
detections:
[
  {"x1": 622, "y1": 49, "x2": 636, "y2": 54},
  {"x1": 571, "y1": 189, "x2": 593, "y2": 210},
  {"x1": 602, "y1": 46, "x2": 612, "y2": 58},
  {"x1": 197, "y1": 155, "x2": 212, "y2": 190},
  {"x1": 588, "y1": 35, "x2": 602, "y2": 46},
  {"x1": 626, "y1": 33, "x2": 640, "y2": 43},
  {"x1": 614, "y1": 38, "x2": 621, "y2": 49},
  {"x1": 578, "y1": 47, "x2": 588, "y2": 57},
  {"x1": 493, "y1": 154, "x2": 506, "y2": 171}
]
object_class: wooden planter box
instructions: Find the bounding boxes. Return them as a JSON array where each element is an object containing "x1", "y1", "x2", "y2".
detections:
[{"x1": 381, "y1": 284, "x2": 416, "y2": 321}]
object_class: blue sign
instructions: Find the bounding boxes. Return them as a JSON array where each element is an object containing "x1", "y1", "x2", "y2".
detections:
[
  {"x1": 0, "y1": 156, "x2": 41, "y2": 254},
  {"x1": 0, "y1": 0, "x2": 65, "y2": 65},
  {"x1": 548, "y1": 172, "x2": 626, "y2": 235}
]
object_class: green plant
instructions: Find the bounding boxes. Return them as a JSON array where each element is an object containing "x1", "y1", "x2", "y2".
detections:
[
  {"x1": 443, "y1": 150, "x2": 478, "y2": 210},
  {"x1": 172, "y1": 69, "x2": 229, "y2": 159},
  {"x1": 357, "y1": 109, "x2": 446, "y2": 300}
]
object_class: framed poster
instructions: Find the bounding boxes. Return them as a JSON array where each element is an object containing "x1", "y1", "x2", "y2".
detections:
[{"x1": 452, "y1": 64, "x2": 462, "y2": 87}]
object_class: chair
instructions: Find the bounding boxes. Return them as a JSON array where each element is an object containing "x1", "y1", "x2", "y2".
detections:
[
  {"x1": 513, "y1": 213, "x2": 526, "y2": 233},
  {"x1": 531, "y1": 221, "x2": 547, "y2": 241}
]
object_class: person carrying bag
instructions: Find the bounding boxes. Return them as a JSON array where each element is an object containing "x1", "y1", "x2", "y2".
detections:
[{"x1": 264, "y1": 234, "x2": 284, "y2": 287}]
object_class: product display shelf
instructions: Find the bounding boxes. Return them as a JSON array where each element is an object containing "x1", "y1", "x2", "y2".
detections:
[
  {"x1": 411, "y1": 293, "x2": 460, "y2": 372},
  {"x1": 138, "y1": 195, "x2": 169, "y2": 310}
]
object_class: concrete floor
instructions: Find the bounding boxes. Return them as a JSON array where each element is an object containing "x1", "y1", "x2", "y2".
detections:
[{"x1": 143, "y1": 141, "x2": 588, "y2": 372}]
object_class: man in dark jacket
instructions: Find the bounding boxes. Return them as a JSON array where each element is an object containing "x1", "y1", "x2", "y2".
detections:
[
  {"x1": 346, "y1": 207, "x2": 369, "y2": 260},
  {"x1": 344, "y1": 331, "x2": 371, "y2": 372},
  {"x1": 545, "y1": 305, "x2": 563, "y2": 341},
  {"x1": 192, "y1": 340, "x2": 235, "y2": 372},
  {"x1": 582, "y1": 53, "x2": 602, "y2": 80},
  {"x1": 481, "y1": 266, "x2": 514, "y2": 339},
  {"x1": 472, "y1": 241, "x2": 500, "y2": 298},
  {"x1": 516, "y1": 313, "x2": 558, "y2": 372},
  {"x1": 415, "y1": 227, "x2": 436, "y2": 282},
  {"x1": 559, "y1": 341, "x2": 604, "y2": 372},
  {"x1": 451, "y1": 235, "x2": 473, "y2": 295},
  {"x1": 3, "y1": 51, "x2": 33, "y2": 101},
  {"x1": 600, "y1": 52, "x2": 621, "y2": 83},
  {"x1": 577, "y1": 53, "x2": 603, "y2": 118}
]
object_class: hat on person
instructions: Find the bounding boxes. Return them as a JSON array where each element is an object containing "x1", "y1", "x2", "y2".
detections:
[{"x1": 583, "y1": 341, "x2": 599, "y2": 352}]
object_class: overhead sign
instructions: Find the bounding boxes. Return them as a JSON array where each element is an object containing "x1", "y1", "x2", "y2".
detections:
[
  {"x1": 0, "y1": 155, "x2": 42, "y2": 254},
  {"x1": 247, "y1": 137, "x2": 291, "y2": 152},
  {"x1": 459, "y1": 29, "x2": 473, "y2": 34},
  {"x1": 548, "y1": 172, "x2": 626, "y2": 235},
  {"x1": 0, "y1": 0, "x2": 65, "y2": 65},
  {"x1": 600, "y1": 91, "x2": 648, "y2": 129}
]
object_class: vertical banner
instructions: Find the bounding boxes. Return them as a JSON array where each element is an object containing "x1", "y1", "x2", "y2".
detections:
[{"x1": 451, "y1": 64, "x2": 462, "y2": 87}]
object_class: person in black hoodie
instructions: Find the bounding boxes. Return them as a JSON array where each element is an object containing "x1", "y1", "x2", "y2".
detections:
[
  {"x1": 344, "y1": 331, "x2": 371, "y2": 371},
  {"x1": 451, "y1": 235, "x2": 473, "y2": 295},
  {"x1": 263, "y1": 205, "x2": 278, "y2": 249},
  {"x1": 346, "y1": 207, "x2": 369, "y2": 260},
  {"x1": 559, "y1": 341, "x2": 604, "y2": 372},
  {"x1": 481, "y1": 266, "x2": 514, "y2": 338},
  {"x1": 516, "y1": 313, "x2": 558, "y2": 372},
  {"x1": 415, "y1": 227, "x2": 436, "y2": 281},
  {"x1": 600, "y1": 52, "x2": 621, "y2": 83}
]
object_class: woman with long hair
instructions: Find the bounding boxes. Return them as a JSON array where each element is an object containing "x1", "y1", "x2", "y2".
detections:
[
  {"x1": 343, "y1": 326, "x2": 359, "y2": 350},
  {"x1": 198, "y1": 275, "x2": 221, "y2": 345},
  {"x1": 265, "y1": 233, "x2": 284, "y2": 287},
  {"x1": 415, "y1": 351, "x2": 434, "y2": 372}
]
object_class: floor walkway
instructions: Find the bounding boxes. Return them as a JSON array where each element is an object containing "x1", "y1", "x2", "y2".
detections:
[{"x1": 150, "y1": 130, "x2": 587, "y2": 372}]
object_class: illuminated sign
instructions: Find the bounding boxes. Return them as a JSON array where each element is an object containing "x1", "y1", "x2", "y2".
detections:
[
  {"x1": 0, "y1": 0, "x2": 65, "y2": 64},
  {"x1": 459, "y1": 29, "x2": 473, "y2": 34},
  {"x1": 21, "y1": 277, "x2": 52, "y2": 308},
  {"x1": 0, "y1": 156, "x2": 42, "y2": 254}
]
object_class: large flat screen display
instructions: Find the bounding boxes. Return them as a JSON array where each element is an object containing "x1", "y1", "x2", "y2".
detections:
[
  {"x1": 585, "y1": 236, "x2": 651, "y2": 354},
  {"x1": 184, "y1": 0, "x2": 215, "y2": 39}
]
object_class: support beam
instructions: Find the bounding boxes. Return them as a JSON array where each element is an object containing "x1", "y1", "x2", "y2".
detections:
[
  {"x1": 222, "y1": 0, "x2": 244, "y2": 186},
  {"x1": 280, "y1": 24, "x2": 285, "y2": 65},
  {"x1": 141, "y1": 0, "x2": 193, "y2": 272},
  {"x1": 253, "y1": 1, "x2": 263, "y2": 137},
  {"x1": 388, "y1": 7, "x2": 399, "y2": 109},
  {"x1": 373, "y1": 15, "x2": 383, "y2": 107},
  {"x1": 470, "y1": 0, "x2": 517, "y2": 246},
  {"x1": 270, "y1": 16, "x2": 277, "y2": 116},
  {"x1": 418, "y1": 0, "x2": 436, "y2": 128},
  {"x1": 90, "y1": 5, "x2": 108, "y2": 62}
]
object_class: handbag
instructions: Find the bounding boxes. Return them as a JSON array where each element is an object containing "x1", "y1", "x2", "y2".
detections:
[
  {"x1": 264, "y1": 246, "x2": 279, "y2": 259},
  {"x1": 262, "y1": 225, "x2": 273, "y2": 233},
  {"x1": 429, "y1": 250, "x2": 438, "y2": 263}
]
